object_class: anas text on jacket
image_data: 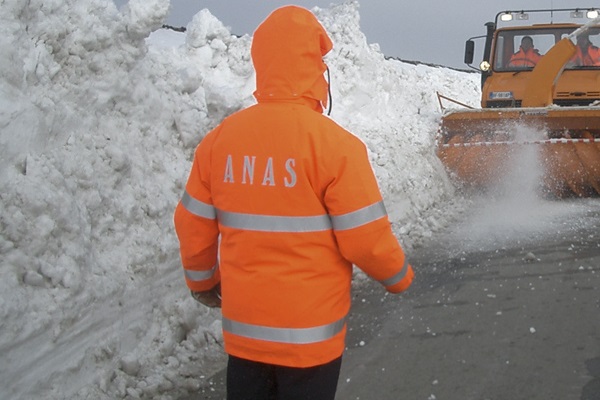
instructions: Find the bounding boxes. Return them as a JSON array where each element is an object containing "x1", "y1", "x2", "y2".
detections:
[{"x1": 223, "y1": 155, "x2": 297, "y2": 187}]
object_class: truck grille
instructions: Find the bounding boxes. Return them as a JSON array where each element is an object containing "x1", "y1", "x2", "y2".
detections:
[{"x1": 555, "y1": 91, "x2": 600, "y2": 106}]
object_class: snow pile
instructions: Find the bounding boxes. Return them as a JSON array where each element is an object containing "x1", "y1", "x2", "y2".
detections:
[
  {"x1": 0, "y1": 1, "x2": 479, "y2": 399},
  {"x1": 314, "y1": 6, "x2": 478, "y2": 241}
]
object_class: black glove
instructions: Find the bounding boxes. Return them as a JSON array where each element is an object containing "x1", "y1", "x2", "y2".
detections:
[{"x1": 191, "y1": 283, "x2": 221, "y2": 308}]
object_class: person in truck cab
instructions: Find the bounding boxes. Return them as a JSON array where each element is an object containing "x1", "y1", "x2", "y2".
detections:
[
  {"x1": 508, "y1": 36, "x2": 543, "y2": 67},
  {"x1": 571, "y1": 34, "x2": 600, "y2": 66}
]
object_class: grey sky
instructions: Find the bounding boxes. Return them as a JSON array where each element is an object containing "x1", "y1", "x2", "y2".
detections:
[{"x1": 113, "y1": 1, "x2": 593, "y2": 68}]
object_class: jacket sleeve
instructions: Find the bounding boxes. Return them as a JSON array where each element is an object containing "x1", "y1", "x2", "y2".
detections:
[
  {"x1": 324, "y1": 134, "x2": 413, "y2": 293},
  {"x1": 173, "y1": 133, "x2": 221, "y2": 292}
]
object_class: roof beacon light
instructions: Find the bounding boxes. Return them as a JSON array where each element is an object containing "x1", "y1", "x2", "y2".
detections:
[
  {"x1": 500, "y1": 13, "x2": 513, "y2": 22},
  {"x1": 587, "y1": 10, "x2": 599, "y2": 19},
  {"x1": 571, "y1": 11, "x2": 584, "y2": 18},
  {"x1": 516, "y1": 12, "x2": 529, "y2": 20}
]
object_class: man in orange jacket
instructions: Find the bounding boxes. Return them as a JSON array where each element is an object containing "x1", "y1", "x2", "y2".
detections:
[
  {"x1": 508, "y1": 36, "x2": 542, "y2": 67},
  {"x1": 174, "y1": 5, "x2": 414, "y2": 400}
]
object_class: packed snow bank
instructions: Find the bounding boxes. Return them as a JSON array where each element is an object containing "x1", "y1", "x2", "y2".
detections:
[{"x1": 0, "y1": 1, "x2": 479, "y2": 399}]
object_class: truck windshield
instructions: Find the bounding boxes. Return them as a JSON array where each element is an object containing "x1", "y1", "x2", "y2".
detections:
[{"x1": 494, "y1": 27, "x2": 600, "y2": 71}]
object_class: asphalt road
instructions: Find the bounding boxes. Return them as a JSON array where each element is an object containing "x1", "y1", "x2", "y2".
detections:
[
  {"x1": 187, "y1": 197, "x2": 600, "y2": 400},
  {"x1": 337, "y1": 197, "x2": 600, "y2": 400}
]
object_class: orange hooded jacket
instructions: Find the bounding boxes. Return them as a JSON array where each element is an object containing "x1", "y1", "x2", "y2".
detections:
[
  {"x1": 174, "y1": 5, "x2": 413, "y2": 368},
  {"x1": 508, "y1": 47, "x2": 542, "y2": 67},
  {"x1": 571, "y1": 44, "x2": 600, "y2": 66}
]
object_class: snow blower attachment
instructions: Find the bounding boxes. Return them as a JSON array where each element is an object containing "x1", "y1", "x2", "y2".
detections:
[{"x1": 437, "y1": 8, "x2": 600, "y2": 197}]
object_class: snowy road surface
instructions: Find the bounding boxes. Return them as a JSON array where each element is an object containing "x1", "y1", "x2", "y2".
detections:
[{"x1": 186, "y1": 197, "x2": 600, "y2": 400}]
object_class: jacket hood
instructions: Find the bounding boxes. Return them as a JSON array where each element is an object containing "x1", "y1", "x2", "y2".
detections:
[{"x1": 251, "y1": 6, "x2": 333, "y2": 112}]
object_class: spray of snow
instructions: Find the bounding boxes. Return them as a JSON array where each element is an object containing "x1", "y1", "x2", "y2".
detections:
[
  {"x1": 481, "y1": 125, "x2": 549, "y2": 239},
  {"x1": 0, "y1": 1, "x2": 480, "y2": 399},
  {"x1": 448, "y1": 124, "x2": 589, "y2": 253}
]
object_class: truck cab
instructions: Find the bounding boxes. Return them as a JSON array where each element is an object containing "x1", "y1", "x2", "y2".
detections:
[{"x1": 465, "y1": 9, "x2": 600, "y2": 108}]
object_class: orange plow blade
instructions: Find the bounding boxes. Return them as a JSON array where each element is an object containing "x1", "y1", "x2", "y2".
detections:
[{"x1": 438, "y1": 107, "x2": 600, "y2": 197}]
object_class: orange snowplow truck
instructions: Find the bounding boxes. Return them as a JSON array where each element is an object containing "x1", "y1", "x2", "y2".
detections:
[{"x1": 437, "y1": 8, "x2": 600, "y2": 197}]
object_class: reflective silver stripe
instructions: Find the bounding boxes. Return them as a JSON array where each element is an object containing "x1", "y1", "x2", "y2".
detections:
[
  {"x1": 222, "y1": 315, "x2": 347, "y2": 344},
  {"x1": 331, "y1": 201, "x2": 387, "y2": 231},
  {"x1": 380, "y1": 258, "x2": 410, "y2": 287},
  {"x1": 184, "y1": 263, "x2": 218, "y2": 282},
  {"x1": 181, "y1": 191, "x2": 216, "y2": 220},
  {"x1": 217, "y1": 210, "x2": 332, "y2": 232}
]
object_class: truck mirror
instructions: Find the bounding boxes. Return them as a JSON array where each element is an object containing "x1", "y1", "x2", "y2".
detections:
[{"x1": 464, "y1": 40, "x2": 475, "y2": 64}]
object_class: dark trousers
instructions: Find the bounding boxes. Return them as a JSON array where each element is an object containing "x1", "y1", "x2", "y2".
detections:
[{"x1": 226, "y1": 355, "x2": 342, "y2": 400}]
